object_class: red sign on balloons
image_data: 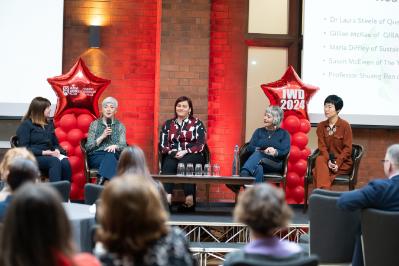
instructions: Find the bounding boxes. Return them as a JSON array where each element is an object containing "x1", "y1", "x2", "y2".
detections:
[
  {"x1": 48, "y1": 58, "x2": 110, "y2": 200},
  {"x1": 261, "y1": 66, "x2": 318, "y2": 204}
]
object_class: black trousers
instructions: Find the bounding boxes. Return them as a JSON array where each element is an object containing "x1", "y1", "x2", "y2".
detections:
[{"x1": 162, "y1": 153, "x2": 205, "y2": 197}]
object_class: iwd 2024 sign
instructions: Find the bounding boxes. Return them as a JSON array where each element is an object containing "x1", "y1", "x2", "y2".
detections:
[{"x1": 261, "y1": 66, "x2": 319, "y2": 204}]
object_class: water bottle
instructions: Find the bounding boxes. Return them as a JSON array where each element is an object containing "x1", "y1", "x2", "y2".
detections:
[{"x1": 232, "y1": 144, "x2": 240, "y2": 176}]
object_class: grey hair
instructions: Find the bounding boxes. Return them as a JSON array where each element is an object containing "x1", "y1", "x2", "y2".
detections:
[
  {"x1": 265, "y1": 106, "x2": 284, "y2": 128},
  {"x1": 102, "y1": 97, "x2": 118, "y2": 109},
  {"x1": 386, "y1": 144, "x2": 399, "y2": 166}
]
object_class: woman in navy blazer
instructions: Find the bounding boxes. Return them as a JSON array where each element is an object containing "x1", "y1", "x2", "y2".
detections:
[{"x1": 16, "y1": 97, "x2": 71, "y2": 182}]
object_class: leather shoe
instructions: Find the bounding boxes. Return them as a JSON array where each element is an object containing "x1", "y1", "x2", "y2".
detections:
[{"x1": 177, "y1": 203, "x2": 196, "y2": 213}]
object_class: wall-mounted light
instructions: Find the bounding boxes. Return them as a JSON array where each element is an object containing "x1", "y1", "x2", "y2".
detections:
[{"x1": 89, "y1": 25, "x2": 101, "y2": 48}]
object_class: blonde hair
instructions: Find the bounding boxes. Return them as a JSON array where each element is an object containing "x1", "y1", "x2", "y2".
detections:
[{"x1": 0, "y1": 148, "x2": 37, "y2": 181}]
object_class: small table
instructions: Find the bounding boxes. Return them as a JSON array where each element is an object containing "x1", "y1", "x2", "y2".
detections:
[
  {"x1": 152, "y1": 174, "x2": 255, "y2": 206},
  {"x1": 63, "y1": 202, "x2": 96, "y2": 252}
]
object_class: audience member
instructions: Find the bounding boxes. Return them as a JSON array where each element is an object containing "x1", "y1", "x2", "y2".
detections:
[
  {"x1": 314, "y1": 95, "x2": 352, "y2": 189},
  {"x1": 159, "y1": 95, "x2": 207, "y2": 211},
  {"x1": 117, "y1": 145, "x2": 168, "y2": 210},
  {"x1": 85, "y1": 97, "x2": 127, "y2": 185},
  {"x1": 0, "y1": 183, "x2": 100, "y2": 266},
  {"x1": 0, "y1": 158, "x2": 39, "y2": 221},
  {"x1": 223, "y1": 184, "x2": 308, "y2": 266},
  {"x1": 97, "y1": 177, "x2": 194, "y2": 266},
  {"x1": 0, "y1": 147, "x2": 36, "y2": 200},
  {"x1": 16, "y1": 96, "x2": 72, "y2": 182},
  {"x1": 337, "y1": 144, "x2": 399, "y2": 266},
  {"x1": 227, "y1": 106, "x2": 290, "y2": 193}
]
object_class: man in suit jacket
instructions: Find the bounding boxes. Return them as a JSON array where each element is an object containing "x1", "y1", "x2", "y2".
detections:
[{"x1": 337, "y1": 144, "x2": 399, "y2": 266}]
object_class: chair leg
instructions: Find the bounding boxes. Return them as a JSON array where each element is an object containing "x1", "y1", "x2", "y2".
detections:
[{"x1": 303, "y1": 179, "x2": 309, "y2": 212}]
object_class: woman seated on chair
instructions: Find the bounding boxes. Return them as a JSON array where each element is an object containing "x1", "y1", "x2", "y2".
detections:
[
  {"x1": 313, "y1": 95, "x2": 352, "y2": 189},
  {"x1": 85, "y1": 97, "x2": 127, "y2": 185},
  {"x1": 240, "y1": 106, "x2": 290, "y2": 183},
  {"x1": 223, "y1": 184, "x2": 308, "y2": 266},
  {"x1": 117, "y1": 145, "x2": 169, "y2": 210},
  {"x1": 96, "y1": 177, "x2": 194, "y2": 266},
  {"x1": 16, "y1": 97, "x2": 72, "y2": 182},
  {"x1": 159, "y1": 96, "x2": 206, "y2": 212},
  {"x1": 0, "y1": 183, "x2": 101, "y2": 266}
]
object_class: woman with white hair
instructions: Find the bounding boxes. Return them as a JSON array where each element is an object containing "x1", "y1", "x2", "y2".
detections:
[
  {"x1": 236, "y1": 106, "x2": 290, "y2": 185},
  {"x1": 85, "y1": 97, "x2": 127, "y2": 185}
]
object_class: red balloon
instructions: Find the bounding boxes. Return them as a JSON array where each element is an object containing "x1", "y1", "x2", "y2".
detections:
[
  {"x1": 293, "y1": 159, "x2": 307, "y2": 176},
  {"x1": 261, "y1": 66, "x2": 319, "y2": 120},
  {"x1": 299, "y1": 119, "x2": 311, "y2": 133},
  {"x1": 55, "y1": 127, "x2": 67, "y2": 142},
  {"x1": 286, "y1": 171, "x2": 300, "y2": 189},
  {"x1": 59, "y1": 141, "x2": 74, "y2": 156},
  {"x1": 289, "y1": 145, "x2": 301, "y2": 162},
  {"x1": 74, "y1": 145, "x2": 83, "y2": 158},
  {"x1": 70, "y1": 183, "x2": 81, "y2": 200},
  {"x1": 59, "y1": 114, "x2": 77, "y2": 131},
  {"x1": 77, "y1": 113, "x2": 94, "y2": 133},
  {"x1": 47, "y1": 58, "x2": 110, "y2": 118},
  {"x1": 292, "y1": 132, "x2": 308, "y2": 149},
  {"x1": 68, "y1": 155, "x2": 83, "y2": 172},
  {"x1": 67, "y1": 128, "x2": 83, "y2": 146},
  {"x1": 292, "y1": 186, "x2": 305, "y2": 203},
  {"x1": 72, "y1": 172, "x2": 86, "y2": 188},
  {"x1": 283, "y1": 115, "x2": 300, "y2": 134},
  {"x1": 301, "y1": 147, "x2": 311, "y2": 160}
]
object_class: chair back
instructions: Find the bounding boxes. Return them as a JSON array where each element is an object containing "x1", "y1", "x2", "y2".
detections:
[
  {"x1": 80, "y1": 138, "x2": 99, "y2": 182},
  {"x1": 361, "y1": 208, "x2": 399, "y2": 266},
  {"x1": 348, "y1": 144, "x2": 364, "y2": 186},
  {"x1": 84, "y1": 183, "x2": 104, "y2": 205},
  {"x1": 47, "y1": 181, "x2": 71, "y2": 202},
  {"x1": 158, "y1": 144, "x2": 211, "y2": 174},
  {"x1": 309, "y1": 192, "x2": 360, "y2": 264},
  {"x1": 10, "y1": 135, "x2": 18, "y2": 148}
]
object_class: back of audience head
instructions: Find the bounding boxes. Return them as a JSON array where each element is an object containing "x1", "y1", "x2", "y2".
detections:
[
  {"x1": 117, "y1": 145, "x2": 150, "y2": 178},
  {"x1": 0, "y1": 147, "x2": 36, "y2": 181},
  {"x1": 7, "y1": 158, "x2": 39, "y2": 191},
  {"x1": 234, "y1": 183, "x2": 292, "y2": 237},
  {"x1": 0, "y1": 183, "x2": 73, "y2": 266},
  {"x1": 97, "y1": 176, "x2": 168, "y2": 257}
]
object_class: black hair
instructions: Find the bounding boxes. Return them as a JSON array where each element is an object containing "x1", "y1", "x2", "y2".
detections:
[
  {"x1": 324, "y1": 95, "x2": 343, "y2": 112},
  {"x1": 7, "y1": 158, "x2": 39, "y2": 191}
]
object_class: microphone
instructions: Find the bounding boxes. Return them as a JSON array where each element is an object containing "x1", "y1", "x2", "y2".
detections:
[
  {"x1": 329, "y1": 153, "x2": 336, "y2": 164},
  {"x1": 106, "y1": 118, "x2": 112, "y2": 128}
]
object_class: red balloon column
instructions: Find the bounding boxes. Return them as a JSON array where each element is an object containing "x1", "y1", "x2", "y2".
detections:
[
  {"x1": 261, "y1": 66, "x2": 318, "y2": 204},
  {"x1": 47, "y1": 58, "x2": 110, "y2": 200}
]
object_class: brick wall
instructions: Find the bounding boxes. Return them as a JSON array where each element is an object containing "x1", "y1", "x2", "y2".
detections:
[
  {"x1": 207, "y1": 0, "x2": 248, "y2": 201},
  {"x1": 63, "y1": 0, "x2": 161, "y2": 164},
  {"x1": 159, "y1": 0, "x2": 210, "y2": 128}
]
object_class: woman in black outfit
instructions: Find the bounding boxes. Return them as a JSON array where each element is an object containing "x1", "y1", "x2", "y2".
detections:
[{"x1": 16, "y1": 97, "x2": 71, "y2": 182}]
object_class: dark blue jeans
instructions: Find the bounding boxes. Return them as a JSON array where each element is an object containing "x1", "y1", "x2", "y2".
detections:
[
  {"x1": 88, "y1": 151, "x2": 119, "y2": 180},
  {"x1": 240, "y1": 151, "x2": 282, "y2": 183},
  {"x1": 36, "y1": 156, "x2": 72, "y2": 182}
]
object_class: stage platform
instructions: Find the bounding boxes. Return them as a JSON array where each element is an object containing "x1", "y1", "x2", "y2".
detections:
[{"x1": 168, "y1": 204, "x2": 309, "y2": 265}]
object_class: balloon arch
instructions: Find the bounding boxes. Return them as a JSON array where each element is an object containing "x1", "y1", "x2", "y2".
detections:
[{"x1": 261, "y1": 66, "x2": 318, "y2": 204}]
